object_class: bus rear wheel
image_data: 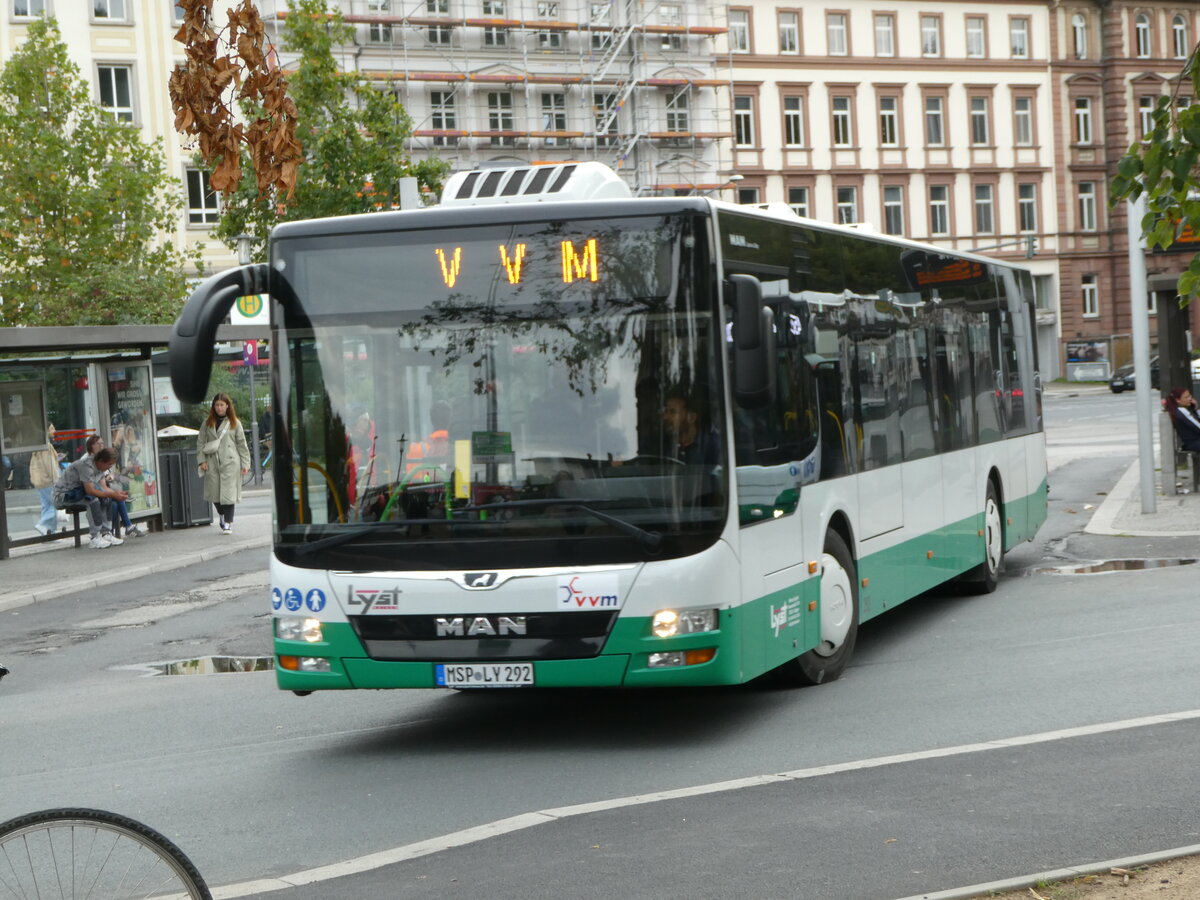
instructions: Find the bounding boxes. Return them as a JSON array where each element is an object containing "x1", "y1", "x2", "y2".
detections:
[
  {"x1": 961, "y1": 481, "x2": 1003, "y2": 594},
  {"x1": 773, "y1": 530, "x2": 859, "y2": 686}
]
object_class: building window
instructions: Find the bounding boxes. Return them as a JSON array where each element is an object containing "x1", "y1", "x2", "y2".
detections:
[
  {"x1": 660, "y1": 4, "x2": 684, "y2": 50},
  {"x1": 1078, "y1": 182, "x2": 1097, "y2": 231},
  {"x1": 1174, "y1": 15, "x2": 1189, "y2": 59},
  {"x1": 1074, "y1": 97, "x2": 1093, "y2": 144},
  {"x1": 883, "y1": 185, "x2": 904, "y2": 235},
  {"x1": 536, "y1": 2, "x2": 562, "y2": 48},
  {"x1": 482, "y1": 0, "x2": 506, "y2": 45},
  {"x1": 1082, "y1": 275, "x2": 1099, "y2": 318},
  {"x1": 367, "y1": 0, "x2": 392, "y2": 43},
  {"x1": 14, "y1": 0, "x2": 46, "y2": 16},
  {"x1": 487, "y1": 91, "x2": 514, "y2": 146},
  {"x1": 173, "y1": 1, "x2": 185, "y2": 23},
  {"x1": 1018, "y1": 183, "x2": 1037, "y2": 233},
  {"x1": 426, "y1": 0, "x2": 451, "y2": 44},
  {"x1": 966, "y1": 16, "x2": 985, "y2": 58},
  {"x1": 929, "y1": 185, "x2": 949, "y2": 235},
  {"x1": 1071, "y1": 13, "x2": 1087, "y2": 59},
  {"x1": 594, "y1": 92, "x2": 618, "y2": 146},
  {"x1": 734, "y1": 95, "x2": 755, "y2": 146},
  {"x1": 1010, "y1": 18, "x2": 1029, "y2": 58},
  {"x1": 1014, "y1": 95, "x2": 1033, "y2": 146},
  {"x1": 924, "y1": 96, "x2": 945, "y2": 146},
  {"x1": 831, "y1": 96, "x2": 852, "y2": 147},
  {"x1": 1139, "y1": 95, "x2": 1157, "y2": 139},
  {"x1": 778, "y1": 11, "x2": 798, "y2": 54},
  {"x1": 970, "y1": 96, "x2": 989, "y2": 145},
  {"x1": 874, "y1": 14, "x2": 894, "y2": 56},
  {"x1": 737, "y1": 186, "x2": 761, "y2": 205},
  {"x1": 589, "y1": 2, "x2": 610, "y2": 50},
  {"x1": 430, "y1": 90, "x2": 457, "y2": 146},
  {"x1": 1135, "y1": 13, "x2": 1151, "y2": 57},
  {"x1": 93, "y1": 0, "x2": 126, "y2": 19},
  {"x1": 879, "y1": 96, "x2": 898, "y2": 146},
  {"x1": 783, "y1": 95, "x2": 804, "y2": 146},
  {"x1": 974, "y1": 183, "x2": 994, "y2": 234},
  {"x1": 788, "y1": 186, "x2": 809, "y2": 217},
  {"x1": 836, "y1": 185, "x2": 858, "y2": 224},
  {"x1": 665, "y1": 89, "x2": 689, "y2": 135},
  {"x1": 97, "y1": 65, "x2": 133, "y2": 122},
  {"x1": 542, "y1": 92, "x2": 566, "y2": 146},
  {"x1": 921, "y1": 15, "x2": 941, "y2": 56},
  {"x1": 186, "y1": 168, "x2": 219, "y2": 225},
  {"x1": 729, "y1": 9, "x2": 750, "y2": 53},
  {"x1": 827, "y1": 13, "x2": 847, "y2": 55}
]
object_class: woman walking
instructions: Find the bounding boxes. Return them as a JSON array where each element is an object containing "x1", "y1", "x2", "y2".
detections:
[{"x1": 197, "y1": 392, "x2": 251, "y2": 534}]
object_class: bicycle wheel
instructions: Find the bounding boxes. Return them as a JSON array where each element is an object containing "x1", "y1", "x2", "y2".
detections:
[{"x1": 0, "y1": 808, "x2": 211, "y2": 900}]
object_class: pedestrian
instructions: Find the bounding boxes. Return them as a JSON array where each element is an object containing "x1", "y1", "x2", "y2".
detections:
[
  {"x1": 51, "y1": 447, "x2": 126, "y2": 549},
  {"x1": 86, "y1": 434, "x2": 143, "y2": 539},
  {"x1": 1165, "y1": 387, "x2": 1200, "y2": 451},
  {"x1": 28, "y1": 424, "x2": 60, "y2": 537},
  {"x1": 197, "y1": 392, "x2": 251, "y2": 534}
]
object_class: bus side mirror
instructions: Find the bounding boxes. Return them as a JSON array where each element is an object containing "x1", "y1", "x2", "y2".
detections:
[
  {"x1": 730, "y1": 274, "x2": 775, "y2": 408},
  {"x1": 169, "y1": 263, "x2": 268, "y2": 404}
]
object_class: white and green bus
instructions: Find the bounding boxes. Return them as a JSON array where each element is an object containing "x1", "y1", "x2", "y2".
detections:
[{"x1": 170, "y1": 161, "x2": 1046, "y2": 693}]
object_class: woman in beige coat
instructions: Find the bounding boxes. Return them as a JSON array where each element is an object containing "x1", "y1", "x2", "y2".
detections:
[
  {"x1": 29, "y1": 424, "x2": 59, "y2": 536},
  {"x1": 197, "y1": 393, "x2": 251, "y2": 534}
]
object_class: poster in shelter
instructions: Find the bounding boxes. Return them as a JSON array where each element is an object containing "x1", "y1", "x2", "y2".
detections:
[{"x1": 106, "y1": 365, "x2": 158, "y2": 514}]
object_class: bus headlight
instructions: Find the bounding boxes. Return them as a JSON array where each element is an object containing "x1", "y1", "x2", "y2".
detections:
[
  {"x1": 275, "y1": 616, "x2": 323, "y2": 643},
  {"x1": 651, "y1": 608, "x2": 718, "y2": 638}
]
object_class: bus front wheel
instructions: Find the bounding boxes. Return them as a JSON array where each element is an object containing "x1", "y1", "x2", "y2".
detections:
[{"x1": 773, "y1": 531, "x2": 859, "y2": 687}]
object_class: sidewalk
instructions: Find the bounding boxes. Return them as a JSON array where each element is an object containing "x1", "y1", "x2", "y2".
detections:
[{"x1": 0, "y1": 488, "x2": 272, "y2": 614}]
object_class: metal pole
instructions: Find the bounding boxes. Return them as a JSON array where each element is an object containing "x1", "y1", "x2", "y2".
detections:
[
  {"x1": 1127, "y1": 196, "x2": 1156, "y2": 513},
  {"x1": 248, "y1": 356, "x2": 261, "y2": 486}
]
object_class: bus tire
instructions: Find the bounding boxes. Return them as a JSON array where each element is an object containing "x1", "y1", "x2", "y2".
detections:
[
  {"x1": 773, "y1": 530, "x2": 859, "y2": 686},
  {"x1": 961, "y1": 480, "x2": 1003, "y2": 594}
]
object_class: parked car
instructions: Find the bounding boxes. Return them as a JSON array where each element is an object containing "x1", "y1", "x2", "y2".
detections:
[{"x1": 1109, "y1": 356, "x2": 1160, "y2": 393}]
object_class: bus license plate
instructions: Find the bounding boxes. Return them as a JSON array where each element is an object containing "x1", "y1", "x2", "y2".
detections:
[{"x1": 436, "y1": 663, "x2": 534, "y2": 688}]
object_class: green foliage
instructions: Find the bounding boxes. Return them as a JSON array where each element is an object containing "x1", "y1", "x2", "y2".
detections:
[
  {"x1": 0, "y1": 18, "x2": 201, "y2": 326},
  {"x1": 214, "y1": 0, "x2": 449, "y2": 259},
  {"x1": 1111, "y1": 49, "x2": 1200, "y2": 303}
]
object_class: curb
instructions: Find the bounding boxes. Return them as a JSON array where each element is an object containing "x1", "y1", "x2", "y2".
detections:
[
  {"x1": 0, "y1": 534, "x2": 271, "y2": 614},
  {"x1": 893, "y1": 843, "x2": 1200, "y2": 900}
]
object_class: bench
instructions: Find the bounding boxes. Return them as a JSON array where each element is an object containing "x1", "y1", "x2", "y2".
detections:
[
  {"x1": 1179, "y1": 445, "x2": 1200, "y2": 493},
  {"x1": 59, "y1": 503, "x2": 90, "y2": 548}
]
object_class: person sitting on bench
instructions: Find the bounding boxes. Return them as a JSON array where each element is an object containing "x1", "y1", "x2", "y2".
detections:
[
  {"x1": 51, "y1": 447, "x2": 127, "y2": 550},
  {"x1": 1165, "y1": 387, "x2": 1200, "y2": 452}
]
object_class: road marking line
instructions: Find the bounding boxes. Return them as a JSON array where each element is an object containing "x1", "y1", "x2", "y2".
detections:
[{"x1": 210, "y1": 707, "x2": 1200, "y2": 898}]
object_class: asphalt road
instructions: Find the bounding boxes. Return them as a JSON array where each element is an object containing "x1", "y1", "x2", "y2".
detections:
[{"x1": 3, "y1": 390, "x2": 1198, "y2": 899}]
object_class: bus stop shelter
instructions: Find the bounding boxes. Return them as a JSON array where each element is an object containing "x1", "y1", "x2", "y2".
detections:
[{"x1": 0, "y1": 324, "x2": 265, "y2": 559}]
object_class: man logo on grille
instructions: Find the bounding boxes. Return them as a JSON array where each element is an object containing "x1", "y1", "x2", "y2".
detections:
[{"x1": 464, "y1": 572, "x2": 499, "y2": 588}]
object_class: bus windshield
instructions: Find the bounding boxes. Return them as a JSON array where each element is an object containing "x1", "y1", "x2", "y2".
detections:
[{"x1": 272, "y1": 213, "x2": 726, "y2": 570}]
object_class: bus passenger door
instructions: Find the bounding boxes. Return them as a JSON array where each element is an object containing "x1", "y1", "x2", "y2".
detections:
[{"x1": 853, "y1": 335, "x2": 903, "y2": 540}]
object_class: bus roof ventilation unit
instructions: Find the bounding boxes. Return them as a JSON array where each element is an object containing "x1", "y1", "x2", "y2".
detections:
[{"x1": 440, "y1": 161, "x2": 632, "y2": 206}]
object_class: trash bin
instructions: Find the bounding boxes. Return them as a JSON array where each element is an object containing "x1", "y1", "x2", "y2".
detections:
[{"x1": 158, "y1": 448, "x2": 213, "y2": 528}]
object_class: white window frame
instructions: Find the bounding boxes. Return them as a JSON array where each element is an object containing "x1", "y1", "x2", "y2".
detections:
[
  {"x1": 1010, "y1": 18, "x2": 1029, "y2": 59},
  {"x1": 836, "y1": 185, "x2": 858, "y2": 224},
  {"x1": 1139, "y1": 95, "x2": 1156, "y2": 139},
  {"x1": 879, "y1": 96, "x2": 898, "y2": 146},
  {"x1": 778, "y1": 11, "x2": 798, "y2": 54},
  {"x1": 831, "y1": 96, "x2": 852, "y2": 147},
  {"x1": 1082, "y1": 275, "x2": 1099, "y2": 318},
  {"x1": 874, "y1": 14, "x2": 894, "y2": 56},
  {"x1": 15, "y1": 0, "x2": 47, "y2": 17},
  {"x1": 482, "y1": 1, "x2": 506, "y2": 45},
  {"x1": 367, "y1": 0, "x2": 392, "y2": 43},
  {"x1": 921, "y1": 15, "x2": 941, "y2": 57},
  {"x1": 430, "y1": 89, "x2": 458, "y2": 146},
  {"x1": 924, "y1": 96, "x2": 945, "y2": 146},
  {"x1": 92, "y1": 0, "x2": 127, "y2": 20},
  {"x1": 974, "y1": 183, "x2": 995, "y2": 234},
  {"x1": 660, "y1": 4, "x2": 684, "y2": 51},
  {"x1": 487, "y1": 91, "x2": 514, "y2": 146},
  {"x1": 97, "y1": 63, "x2": 134, "y2": 123},
  {"x1": 541, "y1": 92, "x2": 567, "y2": 146},
  {"x1": 536, "y1": 2, "x2": 562, "y2": 48},
  {"x1": 185, "y1": 168, "x2": 220, "y2": 226},
  {"x1": 729, "y1": 9, "x2": 750, "y2": 53},
  {"x1": 929, "y1": 185, "x2": 949, "y2": 236},
  {"x1": 883, "y1": 185, "x2": 904, "y2": 235},
  {"x1": 970, "y1": 96, "x2": 989, "y2": 145},
  {"x1": 827, "y1": 13, "x2": 847, "y2": 56},
  {"x1": 1074, "y1": 97, "x2": 1093, "y2": 144},
  {"x1": 788, "y1": 186, "x2": 809, "y2": 217},
  {"x1": 589, "y1": 2, "x2": 610, "y2": 50},
  {"x1": 1014, "y1": 96, "x2": 1033, "y2": 146},
  {"x1": 1078, "y1": 182, "x2": 1097, "y2": 231},
  {"x1": 1174, "y1": 15, "x2": 1189, "y2": 59},
  {"x1": 966, "y1": 16, "x2": 985, "y2": 58},
  {"x1": 665, "y1": 89, "x2": 689, "y2": 134},
  {"x1": 783, "y1": 95, "x2": 805, "y2": 146},
  {"x1": 734, "y1": 95, "x2": 755, "y2": 147},
  {"x1": 1072, "y1": 13, "x2": 1088, "y2": 59},
  {"x1": 1135, "y1": 14, "x2": 1151, "y2": 58},
  {"x1": 1018, "y1": 183, "x2": 1037, "y2": 233}
]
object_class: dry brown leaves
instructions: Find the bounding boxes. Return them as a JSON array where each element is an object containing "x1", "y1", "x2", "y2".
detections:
[{"x1": 168, "y1": 0, "x2": 301, "y2": 202}]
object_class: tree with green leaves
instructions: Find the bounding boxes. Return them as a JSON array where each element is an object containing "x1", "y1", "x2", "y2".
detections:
[
  {"x1": 1111, "y1": 50, "x2": 1200, "y2": 301},
  {"x1": 0, "y1": 18, "x2": 201, "y2": 327},
  {"x1": 173, "y1": 0, "x2": 448, "y2": 260}
]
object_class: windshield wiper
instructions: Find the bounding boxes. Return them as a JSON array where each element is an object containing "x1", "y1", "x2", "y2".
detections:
[
  {"x1": 461, "y1": 498, "x2": 663, "y2": 551},
  {"x1": 289, "y1": 519, "x2": 463, "y2": 557}
]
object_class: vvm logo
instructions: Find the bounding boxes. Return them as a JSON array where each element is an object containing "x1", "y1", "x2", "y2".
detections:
[{"x1": 556, "y1": 575, "x2": 619, "y2": 610}]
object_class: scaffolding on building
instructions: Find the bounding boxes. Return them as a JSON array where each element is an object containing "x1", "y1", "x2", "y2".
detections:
[{"x1": 263, "y1": 0, "x2": 732, "y2": 195}]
